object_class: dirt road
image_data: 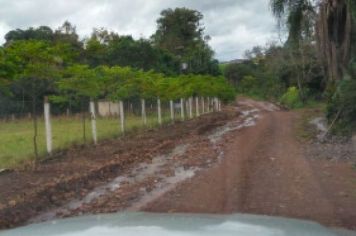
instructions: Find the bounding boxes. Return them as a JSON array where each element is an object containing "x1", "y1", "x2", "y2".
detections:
[
  {"x1": 1, "y1": 99, "x2": 356, "y2": 230},
  {"x1": 145, "y1": 99, "x2": 356, "y2": 230}
]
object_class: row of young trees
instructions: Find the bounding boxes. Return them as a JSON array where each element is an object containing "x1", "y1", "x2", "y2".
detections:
[
  {"x1": 0, "y1": 7, "x2": 222, "y2": 116},
  {"x1": 0, "y1": 38, "x2": 234, "y2": 159},
  {"x1": 0, "y1": 7, "x2": 232, "y2": 158}
]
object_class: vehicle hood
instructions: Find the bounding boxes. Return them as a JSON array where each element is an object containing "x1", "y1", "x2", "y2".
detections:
[{"x1": 0, "y1": 213, "x2": 341, "y2": 236}]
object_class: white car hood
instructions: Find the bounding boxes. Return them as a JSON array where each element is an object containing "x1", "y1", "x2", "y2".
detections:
[{"x1": 0, "y1": 213, "x2": 342, "y2": 236}]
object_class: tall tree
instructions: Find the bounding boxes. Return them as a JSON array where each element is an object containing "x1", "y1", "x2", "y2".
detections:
[
  {"x1": 316, "y1": 0, "x2": 355, "y2": 81},
  {"x1": 152, "y1": 8, "x2": 219, "y2": 75},
  {"x1": 270, "y1": 0, "x2": 355, "y2": 81},
  {"x1": 54, "y1": 21, "x2": 84, "y2": 64},
  {"x1": 152, "y1": 8, "x2": 204, "y2": 57}
]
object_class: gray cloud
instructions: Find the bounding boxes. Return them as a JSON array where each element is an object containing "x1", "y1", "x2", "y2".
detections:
[{"x1": 0, "y1": 0, "x2": 278, "y2": 61}]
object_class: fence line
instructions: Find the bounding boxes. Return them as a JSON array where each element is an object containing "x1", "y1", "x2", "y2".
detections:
[{"x1": 0, "y1": 96, "x2": 223, "y2": 159}]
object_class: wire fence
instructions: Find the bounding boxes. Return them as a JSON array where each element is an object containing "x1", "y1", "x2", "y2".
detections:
[{"x1": 0, "y1": 97, "x2": 221, "y2": 168}]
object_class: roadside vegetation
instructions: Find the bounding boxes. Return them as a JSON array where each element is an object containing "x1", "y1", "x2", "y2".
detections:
[{"x1": 224, "y1": 0, "x2": 356, "y2": 136}]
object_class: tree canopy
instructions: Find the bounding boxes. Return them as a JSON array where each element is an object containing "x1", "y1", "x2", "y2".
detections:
[{"x1": 152, "y1": 8, "x2": 220, "y2": 75}]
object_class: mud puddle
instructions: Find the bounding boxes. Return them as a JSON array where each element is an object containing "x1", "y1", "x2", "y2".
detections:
[
  {"x1": 209, "y1": 108, "x2": 260, "y2": 144},
  {"x1": 30, "y1": 145, "x2": 192, "y2": 223}
]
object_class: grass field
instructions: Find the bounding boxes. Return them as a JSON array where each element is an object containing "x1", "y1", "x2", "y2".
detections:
[{"x1": 0, "y1": 112, "x2": 172, "y2": 169}]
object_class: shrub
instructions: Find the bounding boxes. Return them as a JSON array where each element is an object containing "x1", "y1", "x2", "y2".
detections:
[
  {"x1": 280, "y1": 86, "x2": 303, "y2": 109},
  {"x1": 326, "y1": 79, "x2": 356, "y2": 135}
]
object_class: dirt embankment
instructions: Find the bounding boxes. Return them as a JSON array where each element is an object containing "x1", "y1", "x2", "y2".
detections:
[{"x1": 1, "y1": 98, "x2": 356, "y2": 231}]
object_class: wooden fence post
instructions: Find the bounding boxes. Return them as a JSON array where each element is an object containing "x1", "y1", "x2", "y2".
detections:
[
  {"x1": 157, "y1": 97, "x2": 162, "y2": 125},
  {"x1": 180, "y1": 98, "x2": 185, "y2": 121},
  {"x1": 89, "y1": 99, "x2": 97, "y2": 145},
  {"x1": 202, "y1": 97, "x2": 205, "y2": 114},
  {"x1": 141, "y1": 98, "x2": 147, "y2": 125},
  {"x1": 170, "y1": 100, "x2": 174, "y2": 122},
  {"x1": 119, "y1": 100, "x2": 125, "y2": 134},
  {"x1": 195, "y1": 97, "x2": 200, "y2": 117},
  {"x1": 44, "y1": 96, "x2": 52, "y2": 155}
]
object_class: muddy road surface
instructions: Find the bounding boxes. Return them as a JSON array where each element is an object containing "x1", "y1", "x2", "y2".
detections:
[{"x1": 1, "y1": 99, "x2": 356, "y2": 230}]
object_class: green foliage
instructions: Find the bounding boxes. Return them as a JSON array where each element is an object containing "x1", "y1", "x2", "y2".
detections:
[
  {"x1": 153, "y1": 8, "x2": 204, "y2": 56},
  {"x1": 55, "y1": 64, "x2": 234, "y2": 105},
  {"x1": 239, "y1": 76, "x2": 258, "y2": 94},
  {"x1": 326, "y1": 79, "x2": 356, "y2": 135},
  {"x1": 152, "y1": 7, "x2": 219, "y2": 75},
  {"x1": 0, "y1": 47, "x2": 15, "y2": 95},
  {"x1": 224, "y1": 63, "x2": 254, "y2": 88},
  {"x1": 59, "y1": 64, "x2": 102, "y2": 99},
  {"x1": 280, "y1": 86, "x2": 303, "y2": 109},
  {"x1": 1, "y1": 13, "x2": 229, "y2": 118},
  {"x1": 84, "y1": 31, "x2": 181, "y2": 75},
  {"x1": 4, "y1": 40, "x2": 62, "y2": 100},
  {"x1": 225, "y1": 41, "x2": 323, "y2": 106},
  {"x1": 269, "y1": 0, "x2": 315, "y2": 45}
]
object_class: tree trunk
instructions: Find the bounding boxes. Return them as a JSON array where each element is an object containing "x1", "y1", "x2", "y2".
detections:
[{"x1": 317, "y1": 0, "x2": 352, "y2": 81}]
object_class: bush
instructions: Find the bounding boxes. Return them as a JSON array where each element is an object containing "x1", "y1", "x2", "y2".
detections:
[
  {"x1": 280, "y1": 86, "x2": 303, "y2": 109},
  {"x1": 326, "y1": 79, "x2": 356, "y2": 135}
]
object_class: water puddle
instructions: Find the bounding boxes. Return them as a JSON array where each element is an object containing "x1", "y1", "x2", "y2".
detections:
[
  {"x1": 208, "y1": 109, "x2": 260, "y2": 144},
  {"x1": 310, "y1": 117, "x2": 328, "y2": 140},
  {"x1": 207, "y1": 108, "x2": 261, "y2": 164},
  {"x1": 128, "y1": 166, "x2": 198, "y2": 211}
]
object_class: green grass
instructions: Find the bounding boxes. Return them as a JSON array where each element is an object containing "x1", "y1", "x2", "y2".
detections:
[{"x1": 0, "y1": 112, "x2": 172, "y2": 169}]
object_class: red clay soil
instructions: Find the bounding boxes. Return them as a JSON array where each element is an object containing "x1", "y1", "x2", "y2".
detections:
[
  {"x1": 0, "y1": 110, "x2": 238, "y2": 229},
  {"x1": 144, "y1": 102, "x2": 356, "y2": 230},
  {"x1": 1, "y1": 99, "x2": 356, "y2": 231}
]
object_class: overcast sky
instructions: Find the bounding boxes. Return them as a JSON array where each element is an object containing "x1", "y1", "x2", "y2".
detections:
[{"x1": 0, "y1": 0, "x2": 279, "y2": 61}]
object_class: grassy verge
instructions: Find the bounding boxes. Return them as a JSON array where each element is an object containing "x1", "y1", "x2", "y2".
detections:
[{"x1": 0, "y1": 112, "x2": 172, "y2": 169}]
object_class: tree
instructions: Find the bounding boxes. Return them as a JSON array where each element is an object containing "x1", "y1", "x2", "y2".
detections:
[
  {"x1": 54, "y1": 21, "x2": 84, "y2": 64},
  {"x1": 4, "y1": 22, "x2": 84, "y2": 65},
  {"x1": 152, "y1": 8, "x2": 219, "y2": 75},
  {"x1": 270, "y1": 0, "x2": 355, "y2": 81},
  {"x1": 270, "y1": 0, "x2": 356, "y2": 131},
  {"x1": 224, "y1": 61, "x2": 257, "y2": 88},
  {"x1": 85, "y1": 29, "x2": 180, "y2": 75},
  {"x1": 0, "y1": 47, "x2": 15, "y2": 95},
  {"x1": 316, "y1": 0, "x2": 355, "y2": 81},
  {"x1": 270, "y1": 0, "x2": 318, "y2": 102},
  {"x1": 4, "y1": 26, "x2": 54, "y2": 44},
  {"x1": 57, "y1": 65, "x2": 102, "y2": 143},
  {"x1": 152, "y1": 8, "x2": 204, "y2": 57},
  {"x1": 4, "y1": 40, "x2": 62, "y2": 158}
]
